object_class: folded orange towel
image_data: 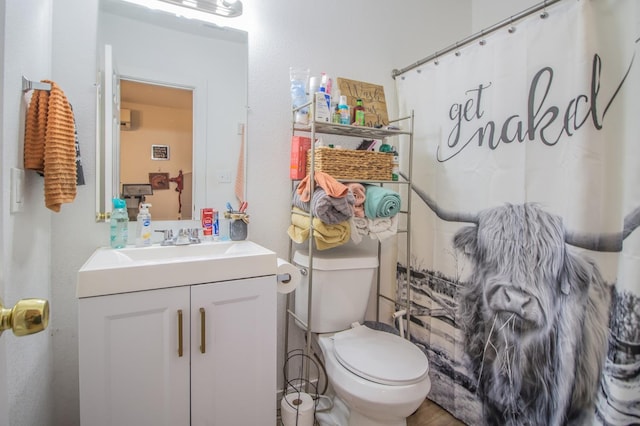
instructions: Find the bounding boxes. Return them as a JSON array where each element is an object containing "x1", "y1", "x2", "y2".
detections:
[
  {"x1": 296, "y1": 170, "x2": 349, "y2": 202},
  {"x1": 24, "y1": 80, "x2": 77, "y2": 212}
]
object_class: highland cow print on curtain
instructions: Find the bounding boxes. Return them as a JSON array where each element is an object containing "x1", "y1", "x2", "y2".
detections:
[{"x1": 394, "y1": 1, "x2": 640, "y2": 425}]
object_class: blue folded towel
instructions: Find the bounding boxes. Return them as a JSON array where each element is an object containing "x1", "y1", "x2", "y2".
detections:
[{"x1": 364, "y1": 185, "x2": 401, "y2": 218}]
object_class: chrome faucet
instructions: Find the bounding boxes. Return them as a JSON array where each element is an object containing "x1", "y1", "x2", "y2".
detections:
[
  {"x1": 155, "y1": 228, "x2": 201, "y2": 246},
  {"x1": 155, "y1": 229, "x2": 174, "y2": 246},
  {"x1": 187, "y1": 228, "x2": 201, "y2": 244}
]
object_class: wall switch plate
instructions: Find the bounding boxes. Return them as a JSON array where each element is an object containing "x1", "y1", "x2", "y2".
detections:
[
  {"x1": 217, "y1": 170, "x2": 232, "y2": 183},
  {"x1": 10, "y1": 168, "x2": 25, "y2": 213}
]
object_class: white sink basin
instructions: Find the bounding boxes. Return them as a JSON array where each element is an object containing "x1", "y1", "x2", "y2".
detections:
[{"x1": 77, "y1": 240, "x2": 277, "y2": 298}]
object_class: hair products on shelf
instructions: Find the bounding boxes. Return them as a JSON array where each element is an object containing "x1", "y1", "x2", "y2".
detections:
[
  {"x1": 338, "y1": 95, "x2": 350, "y2": 125},
  {"x1": 352, "y1": 98, "x2": 365, "y2": 126}
]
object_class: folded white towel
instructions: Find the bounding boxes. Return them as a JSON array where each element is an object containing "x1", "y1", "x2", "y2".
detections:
[{"x1": 350, "y1": 216, "x2": 398, "y2": 243}]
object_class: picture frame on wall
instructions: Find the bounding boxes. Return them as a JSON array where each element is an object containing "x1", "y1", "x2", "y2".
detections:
[
  {"x1": 149, "y1": 172, "x2": 170, "y2": 190},
  {"x1": 151, "y1": 144, "x2": 170, "y2": 160}
]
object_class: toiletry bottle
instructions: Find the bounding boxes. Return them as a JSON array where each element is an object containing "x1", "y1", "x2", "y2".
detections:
[
  {"x1": 333, "y1": 103, "x2": 341, "y2": 124},
  {"x1": 135, "y1": 203, "x2": 152, "y2": 247},
  {"x1": 352, "y1": 98, "x2": 365, "y2": 126},
  {"x1": 309, "y1": 76, "x2": 320, "y2": 98},
  {"x1": 110, "y1": 198, "x2": 129, "y2": 249},
  {"x1": 319, "y1": 86, "x2": 331, "y2": 111},
  {"x1": 338, "y1": 95, "x2": 350, "y2": 125},
  {"x1": 391, "y1": 147, "x2": 400, "y2": 181}
]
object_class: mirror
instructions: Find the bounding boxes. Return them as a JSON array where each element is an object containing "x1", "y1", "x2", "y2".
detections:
[
  {"x1": 120, "y1": 79, "x2": 194, "y2": 220},
  {"x1": 96, "y1": 0, "x2": 248, "y2": 222}
]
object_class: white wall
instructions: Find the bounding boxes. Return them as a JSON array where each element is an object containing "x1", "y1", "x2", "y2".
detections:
[
  {"x1": 46, "y1": 1, "x2": 473, "y2": 424},
  {"x1": 1, "y1": 1, "x2": 55, "y2": 425},
  {"x1": 50, "y1": 0, "x2": 99, "y2": 424}
]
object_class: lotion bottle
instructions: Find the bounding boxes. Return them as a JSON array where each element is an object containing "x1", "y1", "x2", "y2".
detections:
[{"x1": 135, "y1": 203, "x2": 152, "y2": 247}]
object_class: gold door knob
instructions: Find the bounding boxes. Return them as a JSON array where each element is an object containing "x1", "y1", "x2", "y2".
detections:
[{"x1": 0, "y1": 298, "x2": 49, "y2": 337}]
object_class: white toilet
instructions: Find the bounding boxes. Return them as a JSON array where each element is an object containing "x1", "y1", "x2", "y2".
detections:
[{"x1": 293, "y1": 246, "x2": 431, "y2": 426}]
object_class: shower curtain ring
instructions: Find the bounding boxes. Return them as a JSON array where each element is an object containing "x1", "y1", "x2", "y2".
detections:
[
  {"x1": 454, "y1": 42, "x2": 461, "y2": 57},
  {"x1": 508, "y1": 16, "x2": 516, "y2": 33},
  {"x1": 479, "y1": 30, "x2": 486, "y2": 46},
  {"x1": 434, "y1": 52, "x2": 439, "y2": 66},
  {"x1": 540, "y1": 0, "x2": 549, "y2": 19}
]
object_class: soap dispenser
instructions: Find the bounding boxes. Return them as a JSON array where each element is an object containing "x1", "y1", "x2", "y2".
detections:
[
  {"x1": 110, "y1": 198, "x2": 129, "y2": 249},
  {"x1": 135, "y1": 203, "x2": 152, "y2": 247}
]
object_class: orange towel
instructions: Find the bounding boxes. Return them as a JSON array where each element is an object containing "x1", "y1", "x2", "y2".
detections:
[
  {"x1": 24, "y1": 80, "x2": 77, "y2": 212},
  {"x1": 346, "y1": 182, "x2": 366, "y2": 217},
  {"x1": 296, "y1": 170, "x2": 349, "y2": 202}
]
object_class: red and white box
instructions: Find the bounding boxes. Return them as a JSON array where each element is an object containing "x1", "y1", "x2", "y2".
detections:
[
  {"x1": 290, "y1": 136, "x2": 311, "y2": 179},
  {"x1": 201, "y1": 208, "x2": 217, "y2": 237}
]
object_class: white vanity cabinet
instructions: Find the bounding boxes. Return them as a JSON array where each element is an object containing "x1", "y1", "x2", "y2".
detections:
[{"x1": 78, "y1": 276, "x2": 276, "y2": 426}]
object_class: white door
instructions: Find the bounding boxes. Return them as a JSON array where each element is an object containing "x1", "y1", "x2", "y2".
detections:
[
  {"x1": 191, "y1": 277, "x2": 277, "y2": 426},
  {"x1": 78, "y1": 286, "x2": 190, "y2": 426}
]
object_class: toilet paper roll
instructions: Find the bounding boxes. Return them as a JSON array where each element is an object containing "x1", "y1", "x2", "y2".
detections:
[
  {"x1": 277, "y1": 258, "x2": 302, "y2": 294},
  {"x1": 281, "y1": 392, "x2": 315, "y2": 426}
]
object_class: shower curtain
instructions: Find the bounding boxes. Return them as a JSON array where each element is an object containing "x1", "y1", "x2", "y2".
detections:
[{"x1": 395, "y1": 1, "x2": 640, "y2": 425}]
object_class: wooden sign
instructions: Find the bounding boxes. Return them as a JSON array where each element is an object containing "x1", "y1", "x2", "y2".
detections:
[{"x1": 336, "y1": 77, "x2": 389, "y2": 127}]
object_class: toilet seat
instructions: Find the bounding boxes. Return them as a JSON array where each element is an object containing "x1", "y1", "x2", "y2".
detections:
[{"x1": 332, "y1": 325, "x2": 429, "y2": 386}]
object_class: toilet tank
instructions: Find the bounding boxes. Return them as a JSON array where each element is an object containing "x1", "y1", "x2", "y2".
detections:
[{"x1": 293, "y1": 246, "x2": 379, "y2": 333}]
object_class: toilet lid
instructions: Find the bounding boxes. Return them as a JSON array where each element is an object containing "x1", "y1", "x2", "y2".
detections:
[{"x1": 332, "y1": 325, "x2": 429, "y2": 386}]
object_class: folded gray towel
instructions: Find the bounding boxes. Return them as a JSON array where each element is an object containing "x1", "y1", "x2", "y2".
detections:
[{"x1": 292, "y1": 188, "x2": 355, "y2": 224}]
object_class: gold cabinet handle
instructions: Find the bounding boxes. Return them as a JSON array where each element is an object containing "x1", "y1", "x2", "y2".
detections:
[
  {"x1": 199, "y1": 307, "x2": 206, "y2": 354},
  {"x1": 0, "y1": 298, "x2": 49, "y2": 337},
  {"x1": 177, "y1": 309, "x2": 183, "y2": 357}
]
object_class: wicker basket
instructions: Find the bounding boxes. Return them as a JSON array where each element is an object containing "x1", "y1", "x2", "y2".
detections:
[{"x1": 306, "y1": 147, "x2": 393, "y2": 181}]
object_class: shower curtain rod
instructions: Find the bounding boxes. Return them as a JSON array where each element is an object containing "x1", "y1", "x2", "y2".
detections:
[{"x1": 391, "y1": 0, "x2": 564, "y2": 79}]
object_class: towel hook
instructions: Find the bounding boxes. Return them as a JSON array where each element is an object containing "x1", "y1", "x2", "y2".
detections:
[{"x1": 22, "y1": 76, "x2": 51, "y2": 92}]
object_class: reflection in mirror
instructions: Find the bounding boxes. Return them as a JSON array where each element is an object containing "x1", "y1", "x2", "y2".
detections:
[
  {"x1": 97, "y1": 0, "x2": 248, "y2": 222},
  {"x1": 120, "y1": 80, "x2": 193, "y2": 220}
]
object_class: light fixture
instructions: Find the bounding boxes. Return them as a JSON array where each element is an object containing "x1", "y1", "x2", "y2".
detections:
[
  {"x1": 120, "y1": 0, "x2": 243, "y2": 24},
  {"x1": 159, "y1": 0, "x2": 243, "y2": 18}
]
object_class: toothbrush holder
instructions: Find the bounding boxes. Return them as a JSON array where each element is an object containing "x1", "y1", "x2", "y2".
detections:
[{"x1": 224, "y1": 212, "x2": 249, "y2": 241}]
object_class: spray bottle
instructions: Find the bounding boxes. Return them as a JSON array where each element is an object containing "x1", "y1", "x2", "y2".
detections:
[
  {"x1": 135, "y1": 203, "x2": 153, "y2": 247},
  {"x1": 338, "y1": 95, "x2": 350, "y2": 125}
]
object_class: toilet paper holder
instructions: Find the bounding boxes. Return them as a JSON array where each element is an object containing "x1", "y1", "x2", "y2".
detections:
[{"x1": 277, "y1": 273, "x2": 292, "y2": 283}]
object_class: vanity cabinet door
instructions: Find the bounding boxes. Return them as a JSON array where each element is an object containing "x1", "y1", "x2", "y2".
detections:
[
  {"x1": 190, "y1": 276, "x2": 277, "y2": 426},
  {"x1": 78, "y1": 286, "x2": 191, "y2": 426}
]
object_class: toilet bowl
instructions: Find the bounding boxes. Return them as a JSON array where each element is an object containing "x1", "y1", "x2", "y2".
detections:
[
  {"x1": 292, "y1": 247, "x2": 431, "y2": 426},
  {"x1": 317, "y1": 324, "x2": 430, "y2": 426}
]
